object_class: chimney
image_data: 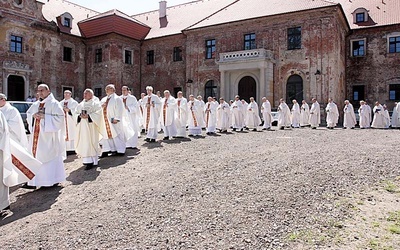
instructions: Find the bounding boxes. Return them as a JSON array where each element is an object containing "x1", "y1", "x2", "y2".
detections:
[{"x1": 159, "y1": 1, "x2": 167, "y2": 18}]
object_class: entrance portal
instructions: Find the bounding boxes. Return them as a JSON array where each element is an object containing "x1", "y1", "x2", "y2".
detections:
[
  {"x1": 7, "y1": 75, "x2": 25, "y2": 101},
  {"x1": 238, "y1": 76, "x2": 256, "y2": 102}
]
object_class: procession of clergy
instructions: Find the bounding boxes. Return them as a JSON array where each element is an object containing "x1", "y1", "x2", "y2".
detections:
[{"x1": 1, "y1": 82, "x2": 399, "y2": 214}]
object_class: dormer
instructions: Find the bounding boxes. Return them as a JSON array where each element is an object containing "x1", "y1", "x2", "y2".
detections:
[
  {"x1": 352, "y1": 8, "x2": 369, "y2": 24},
  {"x1": 56, "y1": 12, "x2": 73, "y2": 34}
]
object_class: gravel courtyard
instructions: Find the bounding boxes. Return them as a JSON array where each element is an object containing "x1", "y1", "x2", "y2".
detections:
[{"x1": 1, "y1": 127, "x2": 400, "y2": 249}]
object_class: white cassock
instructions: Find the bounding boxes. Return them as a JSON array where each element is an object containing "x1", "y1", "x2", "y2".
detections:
[
  {"x1": 0, "y1": 102, "x2": 28, "y2": 148},
  {"x1": 198, "y1": 100, "x2": 206, "y2": 128},
  {"x1": 395, "y1": 103, "x2": 400, "y2": 128},
  {"x1": 325, "y1": 102, "x2": 339, "y2": 128},
  {"x1": 392, "y1": 105, "x2": 399, "y2": 128},
  {"x1": 383, "y1": 108, "x2": 391, "y2": 128},
  {"x1": 138, "y1": 98, "x2": 145, "y2": 132},
  {"x1": 175, "y1": 97, "x2": 188, "y2": 137},
  {"x1": 188, "y1": 99, "x2": 203, "y2": 136},
  {"x1": 204, "y1": 101, "x2": 218, "y2": 133},
  {"x1": 343, "y1": 103, "x2": 356, "y2": 129},
  {"x1": 261, "y1": 101, "x2": 273, "y2": 129},
  {"x1": 309, "y1": 101, "x2": 321, "y2": 128},
  {"x1": 245, "y1": 101, "x2": 261, "y2": 129},
  {"x1": 75, "y1": 98, "x2": 105, "y2": 165},
  {"x1": 0, "y1": 112, "x2": 11, "y2": 210},
  {"x1": 216, "y1": 102, "x2": 231, "y2": 131},
  {"x1": 371, "y1": 104, "x2": 386, "y2": 128},
  {"x1": 121, "y1": 94, "x2": 139, "y2": 148},
  {"x1": 278, "y1": 102, "x2": 291, "y2": 128},
  {"x1": 358, "y1": 104, "x2": 369, "y2": 128},
  {"x1": 160, "y1": 96, "x2": 177, "y2": 138},
  {"x1": 60, "y1": 98, "x2": 78, "y2": 152},
  {"x1": 241, "y1": 101, "x2": 248, "y2": 125},
  {"x1": 231, "y1": 100, "x2": 244, "y2": 130},
  {"x1": 291, "y1": 103, "x2": 301, "y2": 128},
  {"x1": 100, "y1": 93, "x2": 126, "y2": 154},
  {"x1": 142, "y1": 94, "x2": 162, "y2": 139},
  {"x1": 27, "y1": 94, "x2": 66, "y2": 187},
  {"x1": 365, "y1": 104, "x2": 372, "y2": 128},
  {"x1": 300, "y1": 103, "x2": 310, "y2": 126}
]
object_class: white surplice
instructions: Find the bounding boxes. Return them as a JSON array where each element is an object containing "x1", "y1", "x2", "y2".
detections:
[
  {"x1": 160, "y1": 96, "x2": 177, "y2": 138},
  {"x1": 60, "y1": 98, "x2": 78, "y2": 151},
  {"x1": 216, "y1": 102, "x2": 231, "y2": 131},
  {"x1": 175, "y1": 97, "x2": 188, "y2": 137},
  {"x1": 198, "y1": 99, "x2": 206, "y2": 128},
  {"x1": 121, "y1": 94, "x2": 139, "y2": 148},
  {"x1": 204, "y1": 101, "x2": 218, "y2": 133},
  {"x1": 187, "y1": 99, "x2": 203, "y2": 136},
  {"x1": 231, "y1": 100, "x2": 244, "y2": 129},
  {"x1": 309, "y1": 101, "x2": 321, "y2": 128},
  {"x1": 0, "y1": 102, "x2": 28, "y2": 149},
  {"x1": 300, "y1": 103, "x2": 310, "y2": 126},
  {"x1": 278, "y1": 102, "x2": 291, "y2": 128},
  {"x1": 26, "y1": 94, "x2": 66, "y2": 187},
  {"x1": 343, "y1": 103, "x2": 356, "y2": 129},
  {"x1": 371, "y1": 104, "x2": 386, "y2": 128},
  {"x1": 0, "y1": 112, "x2": 10, "y2": 210},
  {"x1": 261, "y1": 100, "x2": 273, "y2": 129},
  {"x1": 291, "y1": 103, "x2": 301, "y2": 128},
  {"x1": 392, "y1": 105, "x2": 399, "y2": 128},
  {"x1": 325, "y1": 102, "x2": 339, "y2": 128},
  {"x1": 245, "y1": 101, "x2": 261, "y2": 129},
  {"x1": 358, "y1": 104, "x2": 369, "y2": 128},
  {"x1": 142, "y1": 94, "x2": 162, "y2": 139}
]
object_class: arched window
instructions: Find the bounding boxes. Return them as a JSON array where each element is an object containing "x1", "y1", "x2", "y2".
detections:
[
  {"x1": 286, "y1": 75, "x2": 303, "y2": 104},
  {"x1": 204, "y1": 80, "x2": 218, "y2": 100},
  {"x1": 238, "y1": 76, "x2": 256, "y2": 103}
]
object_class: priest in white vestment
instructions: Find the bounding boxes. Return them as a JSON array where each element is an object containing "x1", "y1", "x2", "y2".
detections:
[
  {"x1": 160, "y1": 90, "x2": 177, "y2": 140},
  {"x1": 309, "y1": 98, "x2": 321, "y2": 129},
  {"x1": 142, "y1": 86, "x2": 162, "y2": 142},
  {"x1": 0, "y1": 112, "x2": 11, "y2": 211},
  {"x1": 216, "y1": 98, "x2": 230, "y2": 132},
  {"x1": 300, "y1": 100, "x2": 310, "y2": 127},
  {"x1": 60, "y1": 90, "x2": 79, "y2": 154},
  {"x1": 391, "y1": 102, "x2": 399, "y2": 128},
  {"x1": 231, "y1": 96, "x2": 244, "y2": 131},
  {"x1": 175, "y1": 91, "x2": 188, "y2": 138},
  {"x1": 260, "y1": 97, "x2": 273, "y2": 130},
  {"x1": 245, "y1": 97, "x2": 261, "y2": 131},
  {"x1": 325, "y1": 98, "x2": 339, "y2": 129},
  {"x1": 204, "y1": 96, "x2": 218, "y2": 135},
  {"x1": 383, "y1": 104, "x2": 391, "y2": 128},
  {"x1": 187, "y1": 95, "x2": 203, "y2": 136},
  {"x1": 138, "y1": 93, "x2": 146, "y2": 133},
  {"x1": 120, "y1": 86, "x2": 139, "y2": 149},
  {"x1": 0, "y1": 94, "x2": 28, "y2": 148},
  {"x1": 278, "y1": 99, "x2": 291, "y2": 130},
  {"x1": 197, "y1": 96, "x2": 206, "y2": 129},
  {"x1": 343, "y1": 100, "x2": 356, "y2": 129},
  {"x1": 364, "y1": 101, "x2": 372, "y2": 128},
  {"x1": 371, "y1": 102, "x2": 386, "y2": 129},
  {"x1": 26, "y1": 84, "x2": 66, "y2": 188},
  {"x1": 395, "y1": 102, "x2": 400, "y2": 129},
  {"x1": 291, "y1": 99, "x2": 301, "y2": 128},
  {"x1": 100, "y1": 84, "x2": 126, "y2": 156},
  {"x1": 358, "y1": 101, "x2": 369, "y2": 129},
  {"x1": 74, "y1": 89, "x2": 105, "y2": 169}
]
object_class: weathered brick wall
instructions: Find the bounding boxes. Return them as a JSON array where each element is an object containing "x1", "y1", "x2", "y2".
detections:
[{"x1": 346, "y1": 24, "x2": 400, "y2": 109}]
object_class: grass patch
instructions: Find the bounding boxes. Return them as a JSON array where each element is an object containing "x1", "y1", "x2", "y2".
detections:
[
  {"x1": 372, "y1": 221, "x2": 380, "y2": 228},
  {"x1": 388, "y1": 225, "x2": 400, "y2": 234},
  {"x1": 384, "y1": 181, "x2": 399, "y2": 193},
  {"x1": 387, "y1": 211, "x2": 400, "y2": 224}
]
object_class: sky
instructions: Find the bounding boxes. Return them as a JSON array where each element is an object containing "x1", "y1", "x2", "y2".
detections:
[{"x1": 67, "y1": 0, "x2": 191, "y2": 15}]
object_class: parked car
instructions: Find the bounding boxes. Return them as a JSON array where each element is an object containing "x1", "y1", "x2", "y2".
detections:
[
  {"x1": 9, "y1": 101, "x2": 33, "y2": 133},
  {"x1": 271, "y1": 108, "x2": 278, "y2": 126}
]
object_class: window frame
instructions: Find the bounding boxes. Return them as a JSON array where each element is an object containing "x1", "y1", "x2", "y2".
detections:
[
  {"x1": 388, "y1": 35, "x2": 400, "y2": 53},
  {"x1": 95, "y1": 48, "x2": 103, "y2": 63},
  {"x1": 94, "y1": 87, "x2": 102, "y2": 98},
  {"x1": 64, "y1": 17, "x2": 71, "y2": 27},
  {"x1": 350, "y1": 38, "x2": 366, "y2": 57},
  {"x1": 389, "y1": 84, "x2": 400, "y2": 101},
  {"x1": 173, "y1": 46, "x2": 183, "y2": 62},
  {"x1": 244, "y1": 33, "x2": 256, "y2": 50},
  {"x1": 205, "y1": 39, "x2": 216, "y2": 59},
  {"x1": 146, "y1": 50, "x2": 154, "y2": 65},
  {"x1": 124, "y1": 49, "x2": 132, "y2": 64},
  {"x1": 63, "y1": 46, "x2": 73, "y2": 62},
  {"x1": 10, "y1": 35, "x2": 23, "y2": 53},
  {"x1": 287, "y1": 27, "x2": 302, "y2": 50},
  {"x1": 355, "y1": 13, "x2": 365, "y2": 23}
]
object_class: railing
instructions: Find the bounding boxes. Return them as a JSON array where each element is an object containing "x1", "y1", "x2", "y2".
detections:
[{"x1": 218, "y1": 49, "x2": 273, "y2": 63}]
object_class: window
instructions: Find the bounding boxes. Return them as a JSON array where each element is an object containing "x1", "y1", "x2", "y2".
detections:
[
  {"x1": 356, "y1": 13, "x2": 365, "y2": 23},
  {"x1": 10, "y1": 35, "x2": 22, "y2": 53},
  {"x1": 95, "y1": 48, "x2": 102, "y2": 63},
  {"x1": 173, "y1": 87, "x2": 182, "y2": 97},
  {"x1": 389, "y1": 36, "x2": 400, "y2": 53},
  {"x1": 64, "y1": 17, "x2": 71, "y2": 27},
  {"x1": 287, "y1": 27, "x2": 301, "y2": 50},
  {"x1": 389, "y1": 84, "x2": 400, "y2": 101},
  {"x1": 124, "y1": 50, "x2": 132, "y2": 64},
  {"x1": 94, "y1": 87, "x2": 102, "y2": 98},
  {"x1": 63, "y1": 47, "x2": 72, "y2": 62},
  {"x1": 353, "y1": 85, "x2": 365, "y2": 101},
  {"x1": 204, "y1": 80, "x2": 218, "y2": 100},
  {"x1": 244, "y1": 33, "x2": 256, "y2": 50},
  {"x1": 146, "y1": 50, "x2": 154, "y2": 65},
  {"x1": 173, "y1": 47, "x2": 183, "y2": 62},
  {"x1": 205, "y1": 39, "x2": 216, "y2": 59},
  {"x1": 286, "y1": 75, "x2": 303, "y2": 104},
  {"x1": 351, "y1": 39, "x2": 365, "y2": 57}
]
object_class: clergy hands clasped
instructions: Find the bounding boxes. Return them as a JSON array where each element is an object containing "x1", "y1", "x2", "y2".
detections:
[{"x1": 34, "y1": 112, "x2": 45, "y2": 120}]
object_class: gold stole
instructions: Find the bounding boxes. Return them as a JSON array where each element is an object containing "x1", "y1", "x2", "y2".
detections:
[
  {"x1": 190, "y1": 102, "x2": 198, "y2": 127},
  {"x1": 163, "y1": 98, "x2": 167, "y2": 125},
  {"x1": 103, "y1": 98, "x2": 113, "y2": 139},
  {"x1": 145, "y1": 96, "x2": 151, "y2": 131},
  {"x1": 63, "y1": 101, "x2": 69, "y2": 141},
  {"x1": 32, "y1": 102, "x2": 44, "y2": 157},
  {"x1": 206, "y1": 103, "x2": 210, "y2": 127}
]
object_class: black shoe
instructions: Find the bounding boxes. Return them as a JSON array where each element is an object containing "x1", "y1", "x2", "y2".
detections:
[
  {"x1": 21, "y1": 183, "x2": 36, "y2": 189},
  {"x1": 240, "y1": 128, "x2": 244, "y2": 132},
  {"x1": 223, "y1": 130, "x2": 228, "y2": 133},
  {"x1": 262, "y1": 128, "x2": 267, "y2": 130},
  {"x1": 232, "y1": 128, "x2": 236, "y2": 131},
  {"x1": 280, "y1": 127, "x2": 284, "y2": 130},
  {"x1": 188, "y1": 134, "x2": 193, "y2": 137},
  {"x1": 312, "y1": 127, "x2": 317, "y2": 129},
  {"x1": 116, "y1": 152, "x2": 125, "y2": 156},
  {"x1": 150, "y1": 139, "x2": 156, "y2": 143},
  {"x1": 252, "y1": 129, "x2": 257, "y2": 131},
  {"x1": 141, "y1": 129, "x2": 146, "y2": 133},
  {"x1": 66, "y1": 151, "x2": 76, "y2": 156},
  {"x1": 163, "y1": 137, "x2": 169, "y2": 140},
  {"x1": 351, "y1": 127, "x2": 355, "y2": 129},
  {"x1": 144, "y1": 138, "x2": 150, "y2": 142},
  {"x1": 100, "y1": 152, "x2": 110, "y2": 158}
]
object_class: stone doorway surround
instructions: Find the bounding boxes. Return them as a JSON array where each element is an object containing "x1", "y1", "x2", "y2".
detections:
[{"x1": 2, "y1": 61, "x2": 32, "y2": 100}]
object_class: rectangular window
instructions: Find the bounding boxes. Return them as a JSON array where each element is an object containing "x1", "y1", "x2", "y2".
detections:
[
  {"x1": 10, "y1": 35, "x2": 23, "y2": 53},
  {"x1": 94, "y1": 87, "x2": 102, "y2": 98},
  {"x1": 124, "y1": 50, "x2": 132, "y2": 64},
  {"x1": 173, "y1": 47, "x2": 183, "y2": 62},
  {"x1": 356, "y1": 13, "x2": 365, "y2": 23},
  {"x1": 352, "y1": 40, "x2": 365, "y2": 57},
  {"x1": 95, "y1": 48, "x2": 102, "y2": 63},
  {"x1": 205, "y1": 39, "x2": 216, "y2": 59},
  {"x1": 389, "y1": 84, "x2": 400, "y2": 101},
  {"x1": 146, "y1": 50, "x2": 154, "y2": 65},
  {"x1": 244, "y1": 33, "x2": 256, "y2": 50},
  {"x1": 64, "y1": 17, "x2": 71, "y2": 27},
  {"x1": 352, "y1": 85, "x2": 365, "y2": 101},
  {"x1": 287, "y1": 27, "x2": 302, "y2": 50},
  {"x1": 389, "y1": 36, "x2": 400, "y2": 53},
  {"x1": 63, "y1": 47, "x2": 72, "y2": 62}
]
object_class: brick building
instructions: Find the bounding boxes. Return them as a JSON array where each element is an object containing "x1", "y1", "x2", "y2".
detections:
[{"x1": 0, "y1": 0, "x2": 399, "y2": 111}]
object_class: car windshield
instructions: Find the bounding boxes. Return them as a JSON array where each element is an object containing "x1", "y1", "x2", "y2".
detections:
[{"x1": 11, "y1": 103, "x2": 29, "y2": 113}]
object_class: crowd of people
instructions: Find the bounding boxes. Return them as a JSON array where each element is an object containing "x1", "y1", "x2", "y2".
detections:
[{"x1": 1, "y1": 83, "x2": 399, "y2": 215}]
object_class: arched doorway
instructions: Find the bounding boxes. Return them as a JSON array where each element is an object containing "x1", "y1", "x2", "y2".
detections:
[
  {"x1": 204, "y1": 80, "x2": 218, "y2": 100},
  {"x1": 286, "y1": 75, "x2": 303, "y2": 104},
  {"x1": 7, "y1": 75, "x2": 25, "y2": 101},
  {"x1": 238, "y1": 76, "x2": 256, "y2": 102}
]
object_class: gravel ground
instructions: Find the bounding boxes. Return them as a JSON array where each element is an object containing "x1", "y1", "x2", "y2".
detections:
[{"x1": 1, "y1": 126, "x2": 400, "y2": 249}]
